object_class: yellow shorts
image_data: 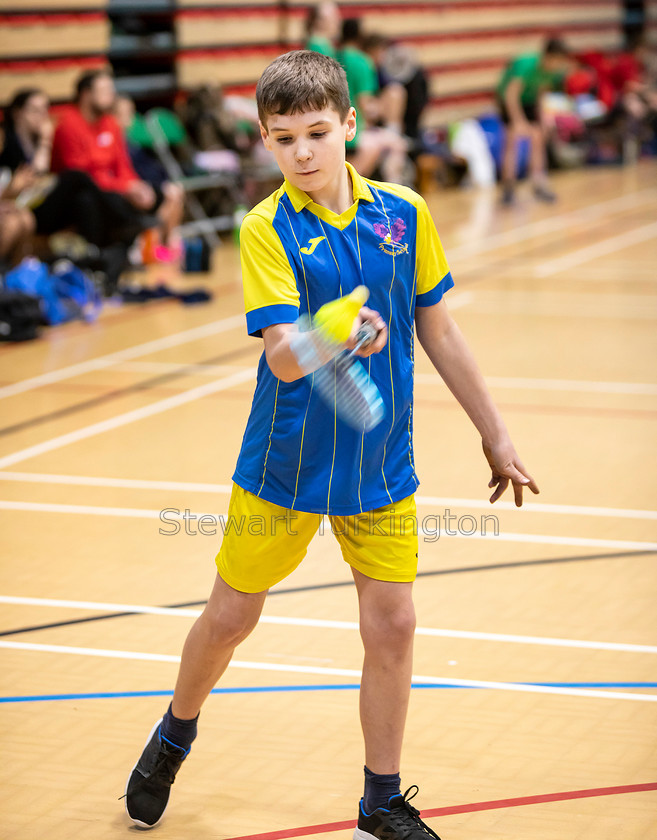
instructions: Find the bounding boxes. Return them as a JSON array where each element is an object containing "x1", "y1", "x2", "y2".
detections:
[{"x1": 215, "y1": 483, "x2": 419, "y2": 593}]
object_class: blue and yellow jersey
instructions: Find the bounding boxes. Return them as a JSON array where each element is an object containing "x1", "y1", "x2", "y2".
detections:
[{"x1": 234, "y1": 162, "x2": 453, "y2": 515}]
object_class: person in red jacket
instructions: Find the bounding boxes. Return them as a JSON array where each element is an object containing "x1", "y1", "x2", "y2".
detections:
[{"x1": 51, "y1": 70, "x2": 182, "y2": 246}]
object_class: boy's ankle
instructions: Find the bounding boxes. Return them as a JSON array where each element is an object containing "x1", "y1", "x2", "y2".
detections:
[{"x1": 161, "y1": 702, "x2": 199, "y2": 751}]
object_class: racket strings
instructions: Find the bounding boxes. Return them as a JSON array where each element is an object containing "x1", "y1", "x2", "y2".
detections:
[
  {"x1": 314, "y1": 351, "x2": 384, "y2": 431},
  {"x1": 295, "y1": 311, "x2": 385, "y2": 432}
]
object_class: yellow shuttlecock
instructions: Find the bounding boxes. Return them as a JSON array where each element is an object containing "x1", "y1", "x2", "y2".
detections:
[{"x1": 313, "y1": 286, "x2": 370, "y2": 344}]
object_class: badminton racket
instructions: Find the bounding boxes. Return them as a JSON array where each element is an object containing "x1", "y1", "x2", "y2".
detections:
[{"x1": 292, "y1": 286, "x2": 385, "y2": 432}]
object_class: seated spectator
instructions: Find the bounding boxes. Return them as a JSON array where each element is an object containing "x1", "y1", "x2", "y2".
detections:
[
  {"x1": 337, "y1": 18, "x2": 409, "y2": 183},
  {"x1": 0, "y1": 200, "x2": 34, "y2": 267},
  {"x1": 305, "y1": 1, "x2": 341, "y2": 60},
  {"x1": 340, "y1": 19, "x2": 406, "y2": 134},
  {"x1": 610, "y1": 38, "x2": 657, "y2": 146},
  {"x1": 114, "y1": 95, "x2": 169, "y2": 187},
  {"x1": 573, "y1": 40, "x2": 657, "y2": 160},
  {"x1": 179, "y1": 85, "x2": 246, "y2": 154},
  {"x1": 0, "y1": 88, "x2": 123, "y2": 250},
  {"x1": 51, "y1": 70, "x2": 182, "y2": 247},
  {"x1": 496, "y1": 37, "x2": 571, "y2": 204},
  {"x1": 0, "y1": 89, "x2": 53, "y2": 176},
  {"x1": 113, "y1": 95, "x2": 184, "y2": 247},
  {"x1": 363, "y1": 34, "x2": 429, "y2": 144}
]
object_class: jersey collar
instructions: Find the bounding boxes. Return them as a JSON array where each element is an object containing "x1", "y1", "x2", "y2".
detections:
[{"x1": 284, "y1": 161, "x2": 374, "y2": 214}]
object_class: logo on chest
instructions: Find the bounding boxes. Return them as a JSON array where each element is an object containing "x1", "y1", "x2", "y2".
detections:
[
  {"x1": 373, "y1": 218, "x2": 408, "y2": 256},
  {"x1": 300, "y1": 236, "x2": 326, "y2": 255}
]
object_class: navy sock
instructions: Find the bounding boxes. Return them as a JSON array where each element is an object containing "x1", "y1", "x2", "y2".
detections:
[
  {"x1": 160, "y1": 703, "x2": 199, "y2": 752},
  {"x1": 363, "y1": 765, "x2": 401, "y2": 814}
]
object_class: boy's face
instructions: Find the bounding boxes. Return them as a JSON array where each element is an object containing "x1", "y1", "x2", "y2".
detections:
[
  {"x1": 260, "y1": 106, "x2": 357, "y2": 196},
  {"x1": 86, "y1": 74, "x2": 116, "y2": 116},
  {"x1": 542, "y1": 53, "x2": 571, "y2": 75}
]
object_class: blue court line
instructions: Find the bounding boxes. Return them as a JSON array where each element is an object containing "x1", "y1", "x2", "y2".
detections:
[{"x1": 1, "y1": 682, "x2": 656, "y2": 704}]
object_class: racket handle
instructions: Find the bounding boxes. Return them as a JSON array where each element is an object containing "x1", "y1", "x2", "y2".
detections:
[{"x1": 352, "y1": 321, "x2": 379, "y2": 353}]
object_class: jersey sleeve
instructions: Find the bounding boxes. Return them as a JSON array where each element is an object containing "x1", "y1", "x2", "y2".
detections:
[
  {"x1": 361, "y1": 55, "x2": 379, "y2": 96},
  {"x1": 414, "y1": 195, "x2": 454, "y2": 307},
  {"x1": 240, "y1": 211, "x2": 300, "y2": 337}
]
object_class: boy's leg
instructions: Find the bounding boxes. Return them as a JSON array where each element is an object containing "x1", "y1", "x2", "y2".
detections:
[
  {"x1": 124, "y1": 573, "x2": 266, "y2": 828},
  {"x1": 171, "y1": 572, "x2": 267, "y2": 719},
  {"x1": 378, "y1": 82, "x2": 407, "y2": 134},
  {"x1": 124, "y1": 482, "x2": 319, "y2": 829},
  {"x1": 349, "y1": 132, "x2": 384, "y2": 178},
  {"x1": 500, "y1": 124, "x2": 520, "y2": 203},
  {"x1": 156, "y1": 182, "x2": 185, "y2": 246},
  {"x1": 529, "y1": 124, "x2": 557, "y2": 202},
  {"x1": 353, "y1": 569, "x2": 415, "y2": 776},
  {"x1": 349, "y1": 130, "x2": 409, "y2": 183},
  {"x1": 333, "y1": 496, "x2": 440, "y2": 839},
  {"x1": 352, "y1": 570, "x2": 441, "y2": 839}
]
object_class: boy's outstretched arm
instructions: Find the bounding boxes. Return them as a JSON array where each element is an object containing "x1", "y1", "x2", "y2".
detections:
[{"x1": 415, "y1": 298, "x2": 539, "y2": 506}]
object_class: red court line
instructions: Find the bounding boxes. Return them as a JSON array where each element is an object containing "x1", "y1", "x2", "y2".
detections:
[{"x1": 226, "y1": 783, "x2": 657, "y2": 840}]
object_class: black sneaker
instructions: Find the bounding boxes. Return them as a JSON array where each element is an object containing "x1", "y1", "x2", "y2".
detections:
[
  {"x1": 533, "y1": 184, "x2": 557, "y2": 203},
  {"x1": 122, "y1": 718, "x2": 189, "y2": 828},
  {"x1": 501, "y1": 183, "x2": 515, "y2": 206},
  {"x1": 354, "y1": 786, "x2": 441, "y2": 840}
]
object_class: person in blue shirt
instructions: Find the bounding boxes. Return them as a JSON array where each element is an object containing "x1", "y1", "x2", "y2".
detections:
[{"x1": 124, "y1": 50, "x2": 539, "y2": 839}]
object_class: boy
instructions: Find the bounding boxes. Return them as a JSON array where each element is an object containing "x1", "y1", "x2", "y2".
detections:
[
  {"x1": 496, "y1": 38, "x2": 571, "y2": 205},
  {"x1": 124, "y1": 51, "x2": 538, "y2": 839}
]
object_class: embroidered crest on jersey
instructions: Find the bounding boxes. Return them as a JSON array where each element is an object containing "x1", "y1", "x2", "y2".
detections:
[
  {"x1": 373, "y1": 218, "x2": 408, "y2": 256},
  {"x1": 300, "y1": 236, "x2": 326, "y2": 255}
]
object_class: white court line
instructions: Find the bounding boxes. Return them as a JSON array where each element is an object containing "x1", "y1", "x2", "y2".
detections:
[
  {"x1": 535, "y1": 221, "x2": 657, "y2": 278},
  {"x1": 0, "y1": 500, "x2": 167, "y2": 519},
  {"x1": 113, "y1": 360, "x2": 250, "y2": 376},
  {"x1": 0, "y1": 368, "x2": 256, "y2": 470},
  {"x1": 447, "y1": 189, "x2": 657, "y2": 262},
  {"x1": 413, "y1": 494, "x2": 657, "y2": 521},
  {"x1": 259, "y1": 616, "x2": 657, "y2": 654},
  {"x1": 445, "y1": 291, "x2": 657, "y2": 320},
  {"x1": 0, "y1": 639, "x2": 654, "y2": 702},
  {"x1": 415, "y1": 373, "x2": 657, "y2": 396},
  {"x1": 111, "y1": 364, "x2": 657, "y2": 396},
  {"x1": 0, "y1": 313, "x2": 246, "y2": 400},
  {"x1": 2, "y1": 595, "x2": 655, "y2": 654},
  {"x1": 0, "y1": 471, "x2": 231, "y2": 494},
  {"x1": 1, "y1": 472, "x2": 655, "y2": 521},
  {"x1": 1, "y1": 500, "x2": 656, "y2": 551}
]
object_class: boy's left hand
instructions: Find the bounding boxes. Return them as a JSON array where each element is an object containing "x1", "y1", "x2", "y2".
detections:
[{"x1": 483, "y1": 438, "x2": 539, "y2": 507}]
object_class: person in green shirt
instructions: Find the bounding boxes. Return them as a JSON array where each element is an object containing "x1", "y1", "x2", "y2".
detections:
[
  {"x1": 305, "y1": 1, "x2": 340, "y2": 61},
  {"x1": 337, "y1": 17, "x2": 408, "y2": 183},
  {"x1": 497, "y1": 37, "x2": 571, "y2": 204}
]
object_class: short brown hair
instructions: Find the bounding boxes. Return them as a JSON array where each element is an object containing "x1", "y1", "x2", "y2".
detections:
[
  {"x1": 75, "y1": 68, "x2": 112, "y2": 101},
  {"x1": 256, "y1": 50, "x2": 350, "y2": 127}
]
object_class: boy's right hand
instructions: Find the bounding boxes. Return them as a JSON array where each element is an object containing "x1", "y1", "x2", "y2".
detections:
[{"x1": 346, "y1": 306, "x2": 387, "y2": 357}]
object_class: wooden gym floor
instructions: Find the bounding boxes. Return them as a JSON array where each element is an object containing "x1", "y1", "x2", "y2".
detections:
[{"x1": 1, "y1": 162, "x2": 656, "y2": 839}]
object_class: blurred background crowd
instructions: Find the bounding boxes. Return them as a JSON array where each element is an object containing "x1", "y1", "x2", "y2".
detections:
[{"x1": 0, "y1": 0, "x2": 656, "y2": 340}]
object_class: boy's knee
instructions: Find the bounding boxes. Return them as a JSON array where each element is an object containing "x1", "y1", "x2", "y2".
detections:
[
  {"x1": 20, "y1": 209, "x2": 35, "y2": 235},
  {"x1": 202, "y1": 603, "x2": 260, "y2": 648},
  {"x1": 163, "y1": 182, "x2": 184, "y2": 204},
  {"x1": 361, "y1": 602, "x2": 416, "y2": 650}
]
